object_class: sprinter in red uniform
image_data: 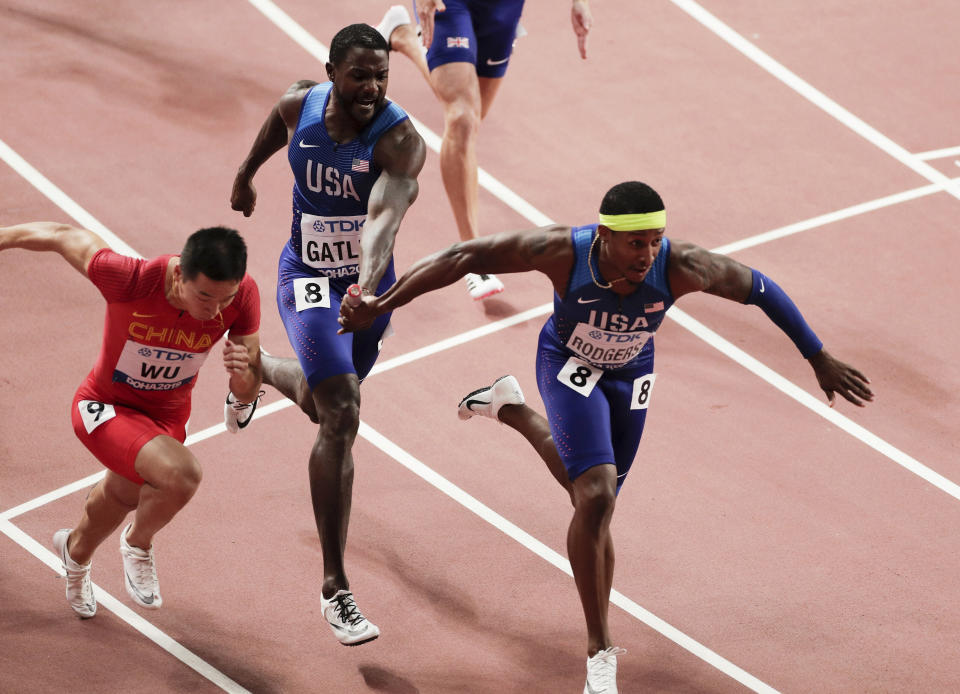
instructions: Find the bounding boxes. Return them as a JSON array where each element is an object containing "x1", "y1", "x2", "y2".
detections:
[{"x1": 0, "y1": 222, "x2": 261, "y2": 618}]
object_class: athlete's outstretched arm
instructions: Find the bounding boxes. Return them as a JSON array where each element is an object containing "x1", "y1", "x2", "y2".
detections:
[
  {"x1": 667, "y1": 240, "x2": 873, "y2": 407},
  {"x1": 231, "y1": 81, "x2": 316, "y2": 217},
  {"x1": 0, "y1": 222, "x2": 108, "y2": 277},
  {"x1": 355, "y1": 120, "x2": 427, "y2": 295},
  {"x1": 339, "y1": 225, "x2": 574, "y2": 333}
]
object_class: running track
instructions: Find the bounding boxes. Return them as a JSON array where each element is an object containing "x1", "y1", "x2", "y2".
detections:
[{"x1": 1, "y1": 1, "x2": 959, "y2": 692}]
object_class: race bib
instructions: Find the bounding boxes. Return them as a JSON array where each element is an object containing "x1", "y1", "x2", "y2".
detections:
[
  {"x1": 565, "y1": 322, "x2": 652, "y2": 368},
  {"x1": 630, "y1": 373, "x2": 657, "y2": 410},
  {"x1": 293, "y1": 276, "x2": 331, "y2": 312},
  {"x1": 113, "y1": 340, "x2": 208, "y2": 391},
  {"x1": 300, "y1": 212, "x2": 364, "y2": 276},
  {"x1": 78, "y1": 400, "x2": 116, "y2": 434},
  {"x1": 558, "y1": 356, "x2": 603, "y2": 397}
]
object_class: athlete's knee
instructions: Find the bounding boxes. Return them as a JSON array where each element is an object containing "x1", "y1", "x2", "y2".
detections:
[
  {"x1": 443, "y1": 100, "x2": 480, "y2": 142},
  {"x1": 96, "y1": 477, "x2": 139, "y2": 513},
  {"x1": 144, "y1": 453, "x2": 202, "y2": 504},
  {"x1": 312, "y1": 379, "x2": 360, "y2": 439},
  {"x1": 572, "y1": 469, "x2": 617, "y2": 522}
]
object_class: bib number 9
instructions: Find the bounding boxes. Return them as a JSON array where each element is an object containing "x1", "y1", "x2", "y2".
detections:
[{"x1": 78, "y1": 400, "x2": 117, "y2": 434}]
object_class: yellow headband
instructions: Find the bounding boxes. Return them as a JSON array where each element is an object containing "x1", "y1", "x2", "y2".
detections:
[{"x1": 598, "y1": 210, "x2": 666, "y2": 231}]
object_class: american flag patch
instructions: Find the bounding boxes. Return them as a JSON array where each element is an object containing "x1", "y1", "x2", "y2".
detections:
[
  {"x1": 447, "y1": 36, "x2": 470, "y2": 48},
  {"x1": 351, "y1": 158, "x2": 369, "y2": 172},
  {"x1": 644, "y1": 301, "x2": 664, "y2": 313}
]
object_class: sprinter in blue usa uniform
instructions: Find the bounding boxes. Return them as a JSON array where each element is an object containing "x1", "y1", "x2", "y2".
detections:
[
  {"x1": 338, "y1": 181, "x2": 873, "y2": 692},
  {"x1": 228, "y1": 23, "x2": 426, "y2": 646}
]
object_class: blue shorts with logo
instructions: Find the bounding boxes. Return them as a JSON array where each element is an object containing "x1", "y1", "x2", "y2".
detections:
[
  {"x1": 276, "y1": 243, "x2": 394, "y2": 389},
  {"x1": 535, "y1": 328, "x2": 654, "y2": 493},
  {"x1": 417, "y1": 0, "x2": 525, "y2": 78}
]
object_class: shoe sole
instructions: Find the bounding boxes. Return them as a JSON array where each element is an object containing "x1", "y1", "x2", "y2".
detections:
[
  {"x1": 471, "y1": 286, "x2": 505, "y2": 301},
  {"x1": 342, "y1": 632, "x2": 379, "y2": 647}
]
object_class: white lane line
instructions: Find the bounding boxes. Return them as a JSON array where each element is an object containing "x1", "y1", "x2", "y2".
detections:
[
  {"x1": 0, "y1": 139, "x2": 140, "y2": 258},
  {"x1": 668, "y1": 0, "x2": 960, "y2": 203},
  {"x1": 0, "y1": 519, "x2": 252, "y2": 694},
  {"x1": 915, "y1": 145, "x2": 960, "y2": 161},
  {"x1": 711, "y1": 179, "x2": 956, "y2": 255},
  {"x1": 667, "y1": 307, "x2": 960, "y2": 501},
  {"x1": 359, "y1": 421, "x2": 781, "y2": 694}
]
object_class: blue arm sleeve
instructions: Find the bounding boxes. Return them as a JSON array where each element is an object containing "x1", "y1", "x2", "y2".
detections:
[{"x1": 745, "y1": 269, "x2": 823, "y2": 359}]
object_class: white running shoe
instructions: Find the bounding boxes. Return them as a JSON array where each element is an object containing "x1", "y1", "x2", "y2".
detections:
[
  {"x1": 320, "y1": 589, "x2": 380, "y2": 646},
  {"x1": 375, "y1": 5, "x2": 413, "y2": 43},
  {"x1": 120, "y1": 523, "x2": 162, "y2": 609},
  {"x1": 224, "y1": 390, "x2": 264, "y2": 433},
  {"x1": 583, "y1": 646, "x2": 626, "y2": 694},
  {"x1": 464, "y1": 272, "x2": 504, "y2": 300},
  {"x1": 52, "y1": 528, "x2": 96, "y2": 618},
  {"x1": 457, "y1": 375, "x2": 524, "y2": 421}
]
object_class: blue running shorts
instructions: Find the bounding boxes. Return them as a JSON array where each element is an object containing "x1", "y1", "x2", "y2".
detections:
[
  {"x1": 419, "y1": 0, "x2": 525, "y2": 78},
  {"x1": 535, "y1": 329, "x2": 654, "y2": 493},
  {"x1": 276, "y1": 244, "x2": 394, "y2": 389}
]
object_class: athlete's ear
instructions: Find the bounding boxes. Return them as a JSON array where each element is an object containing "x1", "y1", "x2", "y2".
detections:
[{"x1": 325, "y1": 61, "x2": 335, "y2": 82}]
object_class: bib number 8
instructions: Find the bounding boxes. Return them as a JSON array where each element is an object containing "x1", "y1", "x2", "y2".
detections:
[
  {"x1": 558, "y1": 357, "x2": 602, "y2": 397},
  {"x1": 293, "y1": 276, "x2": 331, "y2": 311},
  {"x1": 630, "y1": 373, "x2": 657, "y2": 410}
]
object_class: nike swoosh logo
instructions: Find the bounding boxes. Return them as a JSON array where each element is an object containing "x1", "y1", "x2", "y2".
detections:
[
  {"x1": 465, "y1": 398, "x2": 491, "y2": 412},
  {"x1": 132, "y1": 312, "x2": 158, "y2": 318},
  {"x1": 759, "y1": 277, "x2": 765, "y2": 293},
  {"x1": 298, "y1": 139, "x2": 323, "y2": 148},
  {"x1": 577, "y1": 297, "x2": 601, "y2": 304},
  {"x1": 125, "y1": 573, "x2": 155, "y2": 604},
  {"x1": 585, "y1": 682, "x2": 606, "y2": 694},
  {"x1": 485, "y1": 57, "x2": 509, "y2": 66}
]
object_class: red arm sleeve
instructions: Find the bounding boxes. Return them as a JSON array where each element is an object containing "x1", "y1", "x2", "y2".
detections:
[{"x1": 87, "y1": 249, "x2": 161, "y2": 302}]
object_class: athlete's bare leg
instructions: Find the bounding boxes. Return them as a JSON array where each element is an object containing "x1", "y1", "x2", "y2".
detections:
[
  {"x1": 567, "y1": 464, "x2": 617, "y2": 656},
  {"x1": 431, "y1": 62, "x2": 483, "y2": 242},
  {"x1": 497, "y1": 402, "x2": 615, "y2": 656},
  {"x1": 258, "y1": 351, "x2": 359, "y2": 593},
  {"x1": 260, "y1": 351, "x2": 319, "y2": 423},
  {"x1": 386, "y1": 23, "x2": 432, "y2": 85},
  {"x1": 125, "y1": 435, "x2": 202, "y2": 550},
  {"x1": 477, "y1": 75, "x2": 504, "y2": 120},
  {"x1": 67, "y1": 471, "x2": 139, "y2": 564},
  {"x1": 497, "y1": 403, "x2": 572, "y2": 501},
  {"x1": 307, "y1": 373, "x2": 361, "y2": 597}
]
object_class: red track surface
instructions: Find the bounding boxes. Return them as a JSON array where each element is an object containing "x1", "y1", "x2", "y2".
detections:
[{"x1": 2, "y1": 1, "x2": 958, "y2": 692}]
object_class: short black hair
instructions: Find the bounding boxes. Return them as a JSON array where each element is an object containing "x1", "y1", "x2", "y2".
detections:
[
  {"x1": 180, "y1": 227, "x2": 247, "y2": 282},
  {"x1": 329, "y1": 23, "x2": 389, "y2": 65},
  {"x1": 599, "y1": 181, "x2": 664, "y2": 215}
]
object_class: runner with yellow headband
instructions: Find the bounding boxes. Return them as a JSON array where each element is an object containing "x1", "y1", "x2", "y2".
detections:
[{"x1": 337, "y1": 180, "x2": 873, "y2": 694}]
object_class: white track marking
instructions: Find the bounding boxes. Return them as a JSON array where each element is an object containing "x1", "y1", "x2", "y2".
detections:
[
  {"x1": 0, "y1": 139, "x2": 140, "y2": 258},
  {"x1": 669, "y1": 0, "x2": 960, "y2": 202},
  {"x1": 914, "y1": 145, "x2": 960, "y2": 161},
  {"x1": 0, "y1": 519, "x2": 252, "y2": 693},
  {"x1": 712, "y1": 179, "x2": 957, "y2": 255}
]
